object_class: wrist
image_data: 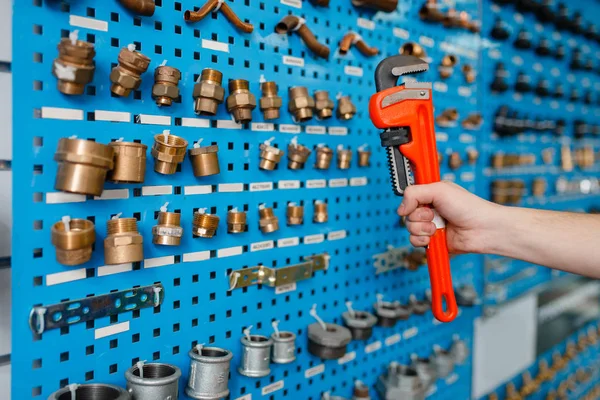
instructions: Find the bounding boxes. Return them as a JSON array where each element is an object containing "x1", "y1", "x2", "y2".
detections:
[{"x1": 477, "y1": 202, "x2": 513, "y2": 255}]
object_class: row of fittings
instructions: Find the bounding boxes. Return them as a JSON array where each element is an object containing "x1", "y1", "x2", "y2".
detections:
[
  {"x1": 491, "y1": 180, "x2": 526, "y2": 204},
  {"x1": 491, "y1": 153, "x2": 536, "y2": 169},
  {"x1": 419, "y1": 0, "x2": 480, "y2": 33},
  {"x1": 435, "y1": 108, "x2": 483, "y2": 130},
  {"x1": 561, "y1": 146, "x2": 599, "y2": 170},
  {"x1": 556, "y1": 177, "x2": 600, "y2": 196},
  {"x1": 398, "y1": 43, "x2": 477, "y2": 84},
  {"x1": 441, "y1": 149, "x2": 479, "y2": 171},
  {"x1": 492, "y1": 146, "x2": 598, "y2": 171},
  {"x1": 493, "y1": 106, "x2": 575, "y2": 137},
  {"x1": 321, "y1": 381, "x2": 371, "y2": 400}
]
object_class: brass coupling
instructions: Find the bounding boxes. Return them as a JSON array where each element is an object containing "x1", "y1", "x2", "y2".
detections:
[
  {"x1": 351, "y1": 0, "x2": 398, "y2": 13},
  {"x1": 288, "y1": 87, "x2": 315, "y2": 122},
  {"x1": 227, "y1": 209, "x2": 247, "y2": 233},
  {"x1": 51, "y1": 217, "x2": 95, "y2": 266},
  {"x1": 259, "y1": 82, "x2": 282, "y2": 120},
  {"x1": 189, "y1": 142, "x2": 220, "y2": 177},
  {"x1": 259, "y1": 205, "x2": 279, "y2": 233},
  {"x1": 405, "y1": 249, "x2": 427, "y2": 271},
  {"x1": 275, "y1": 16, "x2": 330, "y2": 59},
  {"x1": 532, "y1": 178, "x2": 547, "y2": 197},
  {"x1": 107, "y1": 141, "x2": 147, "y2": 184},
  {"x1": 337, "y1": 146, "x2": 353, "y2": 169},
  {"x1": 52, "y1": 36, "x2": 96, "y2": 95},
  {"x1": 436, "y1": 108, "x2": 459, "y2": 126},
  {"x1": 339, "y1": 32, "x2": 379, "y2": 57},
  {"x1": 151, "y1": 131, "x2": 188, "y2": 174},
  {"x1": 287, "y1": 203, "x2": 304, "y2": 225},
  {"x1": 467, "y1": 148, "x2": 479, "y2": 165},
  {"x1": 259, "y1": 142, "x2": 284, "y2": 170},
  {"x1": 110, "y1": 46, "x2": 150, "y2": 97},
  {"x1": 287, "y1": 140, "x2": 312, "y2": 170},
  {"x1": 152, "y1": 211, "x2": 183, "y2": 246},
  {"x1": 439, "y1": 54, "x2": 458, "y2": 79},
  {"x1": 315, "y1": 145, "x2": 334, "y2": 169},
  {"x1": 54, "y1": 138, "x2": 114, "y2": 196},
  {"x1": 184, "y1": 0, "x2": 254, "y2": 33},
  {"x1": 313, "y1": 201, "x2": 328, "y2": 223},
  {"x1": 192, "y1": 211, "x2": 220, "y2": 238},
  {"x1": 193, "y1": 68, "x2": 225, "y2": 116},
  {"x1": 357, "y1": 146, "x2": 371, "y2": 167},
  {"x1": 118, "y1": 0, "x2": 155, "y2": 16},
  {"x1": 336, "y1": 96, "x2": 357, "y2": 120},
  {"x1": 104, "y1": 217, "x2": 144, "y2": 265},
  {"x1": 226, "y1": 79, "x2": 256, "y2": 124},
  {"x1": 400, "y1": 42, "x2": 427, "y2": 59},
  {"x1": 153, "y1": 66, "x2": 181, "y2": 106},
  {"x1": 448, "y1": 152, "x2": 462, "y2": 170},
  {"x1": 314, "y1": 91, "x2": 334, "y2": 119},
  {"x1": 462, "y1": 113, "x2": 483, "y2": 130},
  {"x1": 462, "y1": 64, "x2": 476, "y2": 83}
]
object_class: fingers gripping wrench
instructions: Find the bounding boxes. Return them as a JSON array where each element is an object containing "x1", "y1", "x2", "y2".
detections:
[{"x1": 369, "y1": 55, "x2": 458, "y2": 323}]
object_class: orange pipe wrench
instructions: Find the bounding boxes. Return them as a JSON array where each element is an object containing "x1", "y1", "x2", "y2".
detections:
[{"x1": 369, "y1": 55, "x2": 458, "y2": 322}]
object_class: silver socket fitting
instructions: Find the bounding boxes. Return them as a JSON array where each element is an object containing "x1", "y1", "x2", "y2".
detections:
[
  {"x1": 271, "y1": 331, "x2": 297, "y2": 364},
  {"x1": 376, "y1": 363, "x2": 427, "y2": 400},
  {"x1": 342, "y1": 310, "x2": 377, "y2": 341},
  {"x1": 48, "y1": 384, "x2": 131, "y2": 400},
  {"x1": 238, "y1": 335, "x2": 273, "y2": 377},
  {"x1": 125, "y1": 362, "x2": 181, "y2": 400},
  {"x1": 450, "y1": 336, "x2": 469, "y2": 365},
  {"x1": 456, "y1": 284, "x2": 478, "y2": 307},
  {"x1": 374, "y1": 300, "x2": 411, "y2": 327},
  {"x1": 307, "y1": 322, "x2": 352, "y2": 360},
  {"x1": 410, "y1": 356, "x2": 437, "y2": 393},
  {"x1": 409, "y1": 295, "x2": 430, "y2": 315},
  {"x1": 185, "y1": 346, "x2": 233, "y2": 400},
  {"x1": 431, "y1": 347, "x2": 455, "y2": 378}
]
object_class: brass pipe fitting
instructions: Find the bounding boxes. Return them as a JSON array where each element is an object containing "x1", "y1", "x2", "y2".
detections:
[
  {"x1": 435, "y1": 108, "x2": 459, "y2": 126},
  {"x1": 151, "y1": 132, "x2": 188, "y2": 175},
  {"x1": 314, "y1": 91, "x2": 334, "y2": 120},
  {"x1": 104, "y1": 217, "x2": 144, "y2": 265},
  {"x1": 439, "y1": 55, "x2": 458, "y2": 79},
  {"x1": 227, "y1": 209, "x2": 247, "y2": 233},
  {"x1": 462, "y1": 113, "x2": 483, "y2": 130},
  {"x1": 357, "y1": 147, "x2": 371, "y2": 167},
  {"x1": 313, "y1": 201, "x2": 328, "y2": 223},
  {"x1": 400, "y1": 42, "x2": 427, "y2": 59},
  {"x1": 561, "y1": 146, "x2": 573, "y2": 172},
  {"x1": 51, "y1": 218, "x2": 95, "y2": 266},
  {"x1": 310, "y1": 0, "x2": 330, "y2": 6},
  {"x1": 259, "y1": 206, "x2": 279, "y2": 233},
  {"x1": 153, "y1": 66, "x2": 181, "y2": 107},
  {"x1": 449, "y1": 152, "x2": 462, "y2": 170},
  {"x1": 532, "y1": 178, "x2": 547, "y2": 197},
  {"x1": 259, "y1": 81, "x2": 282, "y2": 120},
  {"x1": 189, "y1": 142, "x2": 220, "y2": 177},
  {"x1": 535, "y1": 360, "x2": 554, "y2": 384},
  {"x1": 520, "y1": 371, "x2": 539, "y2": 397},
  {"x1": 193, "y1": 68, "x2": 225, "y2": 116},
  {"x1": 337, "y1": 147, "x2": 353, "y2": 169},
  {"x1": 275, "y1": 16, "x2": 330, "y2": 59},
  {"x1": 110, "y1": 46, "x2": 151, "y2": 97},
  {"x1": 288, "y1": 87, "x2": 315, "y2": 122},
  {"x1": 339, "y1": 32, "x2": 379, "y2": 57},
  {"x1": 259, "y1": 143, "x2": 284, "y2": 170},
  {"x1": 351, "y1": 0, "x2": 398, "y2": 13},
  {"x1": 462, "y1": 64, "x2": 476, "y2": 84},
  {"x1": 419, "y1": 1, "x2": 446, "y2": 23},
  {"x1": 118, "y1": 0, "x2": 155, "y2": 16},
  {"x1": 152, "y1": 211, "x2": 183, "y2": 246},
  {"x1": 52, "y1": 37, "x2": 96, "y2": 95},
  {"x1": 336, "y1": 96, "x2": 356, "y2": 120},
  {"x1": 107, "y1": 141, "x2": 147, "y2": 184},
  {"x1": 226, "y1": 79, "x2": 256, "y2": 124},
  {"x1": 54, "y1": 138, "x2": 114, "y2": 196},
  {"x1": 467, "y1": 148, "x2": 479, "y2": 165},
  {"x1": 287, "y1": 203, "x2": 304, "y2": 225},
  {"x1": 287, "y1": 141, "x2": 312, "y2": 169},
  {"x1": 184, "y1": 0, "x2": 254, "y2": 33},
  {"x1": 405, "y1": 249, "x2": 427, "y2": 271},
  {"x1": 315, "y1": 146, "x2": 334, "y2": 169},
  {"x1": 192, "y1": 211, "x2": 220, "y2": 238}
]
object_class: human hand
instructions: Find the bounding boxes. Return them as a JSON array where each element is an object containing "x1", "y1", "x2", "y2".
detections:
[{"x1": 397, "y1": 182, "x2": 499, "y2": 254}]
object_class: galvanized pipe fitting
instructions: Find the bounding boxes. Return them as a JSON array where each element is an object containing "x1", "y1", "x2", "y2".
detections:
[
  {"x1": 374, "y1": 300, "x2": 411, "y2": 327},
  {"x1": 287, "y1": 203, "x2": 304, "y2": 225},
  {"x1": 189, "y1": 144, "x2": 220, "y2": 177},
  {"x1": 259, "y1": 206, "x2": 279, "y2": 233},
  {"x1": 313, "y1": 202, "x2": 328, "y2": 223},
  {"x1": 54, "y1": 138, "x2": 114, "y2": 196},
  {"x1": 450, "y1": 336, "x2": 469, "y2": 365},
  {"x1": 48, "y1": 384, "x2": 130, "y2": 400},
  {"x1": 271, "y1": 331, "x2": 297, "y2": 364},
  {"x1": 288, "y1": 87, "x2": 315, "y2": 122},
  {"x1": 337, "y1": 147, "x2": 353, "y2": 169},
  {"x1": 238, "y1": 334, "x2": 273, "y2": 377},
  {"x1": 314, "y1": 90, "x2": 334, "y2": 119},
  {"x1": 193, "y1": 68, "x2": 225, "y2": 116},
  {"x1": 260, "y1": 81, "x2": 283, "y2": 120},
  {"x1": 226, "y1": 79, "x2": 256, "y2": 124},
  {"x1": 315, "y1": 146, "x2": 334, "y2": 169},
  {"x1": 409, "y1": 295, "x2": 430, "y2": 315},
  {"x1": 431, "y1": 347, "x2": 455, "y2": 378},
  {"x1": 411, "y1": 356, "x2": 437, "y2": 392},
  {"x1": 259, "y1": 143, "x2": 284, "y2": 170},
  {"x1": 186, "y1": 346, "x2": 233, "y2": 400},
  {"x1": 104, "y1": 218, "x2": 144, "y2": 265},
  {"x1": 52, "y1": 37, "x2": 96, "y2": 95},
  {"x1": 152, "y1": 212, "x2": 183, "y2": 246},
  {"x1": 227, "y1": 210, "x2": 247, "y2": 233},
  {"x1": 307, "y1": 322, "x2": 352, "y2": 359},
  {"x1": 288, "y1": 142, "x2": 312, "y2": 169},
  {"x1": 151, "y1": 132, "x2": 188, "y2": 174},
  {"x1": 455, "y1": 284, "x2": 478, "y2": 306},
  {"x1": 152, "y1": 66, "x2": 181, "y2": 106},
  {"x1": 110, "y1": 47, "x2": 151, "y2": 97},
  {"x1": 357, "y1": 148, "x2": 372, "y2": 167},
  {"x1": 107, "y1": 141, "x2": 147, "y2": 183},
  {"x1": 125, "y1": 362, "x2": 181, "y2": 400},
  {"x1": 342, "y1": 310, "x2": 377, "y2": 340},
  {"x1": 336, "y1": 96, "x2": 357, "y2": 120},
  {"x1": 51, "y1": 218, "x2": 95, "y2": 266},
  {"x1": 192, "y1": 211, "x2": 220, "y2": 238}
]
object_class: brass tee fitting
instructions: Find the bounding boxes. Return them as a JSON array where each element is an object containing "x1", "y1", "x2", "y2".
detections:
[
  {"x1": 118, "y1": 0, "x2": 156, "y2": 16},
  {"x1": 110, "y1": 47, "x2": 151, "y2": 97},
  {"x1": 104, "y1": 218, "x2": 144, "y2": 265},
  {"x1": 152, "y1": 212, "x2": 183, "y2": 246},
  {"x1": 259, "y1": 206, "x2": 279, "y2": 233},
  {"x1": 315, "y1": 146, "x2": 334, "y2": 169},
  {"x1": 339, "y1": 32, "x2": 379, "y2": 57},
  {"x1": 314, "y1": 91, "x2": 334, "y2": 119},
  {"x1": 357, "y1": 147, "x2": 371, "y2": 167},
  {"x1": 260, "y1": 82, "x2": 282, "y2": 120},
  {"x1": 51, "y1": 218, "x2": 95, "y2": 266},
  {"x1": 52, "y1": 37, "x2": 96, "y2": 95},
  {"x1": 351, "y1": 0, "x2": 398, "y2": 12},
  {"x1": 259, "y1": 143, "x2": 283, "y2": 170},
  {"x1": 287, "y1": 142, "x2": 312, "y2": 169},
  {"x1": 336, "y1": 96, "x2": 357, "y2": 120},
  {"x1": 151, "y1": 132, "x2": 188, "y2": 175},
  {"x1": 288, "y1": 87, "x2": 315, "y2": 122},
  {"x1": 226, "y1": 79, "x2": 256, "y2": 124},
  {"x1": 313, "y1": 202, "x2": 328, "y2": 223},
  {"x1": 193, "y1": 68, "x2": 225, "y2": 116},
  {"x1": 337, "y1": 147, "x2": 353, "y2": 169},
  {"x1": 275, "y1": 16, "x2": 330, "y2": 59},
  {"x1": 107, "y1": 141, "x2": 147, "y2": 184},
  {"x1": 153, "y1": 66, "x2": 181, "y2": 106},
  {"x1": 192, "y1": 211, "x2": 220, "y2": 238},
  {"x1": 227, "y1": 210, "x2": 247, "y2": 233},
  {"x1": 287, "y1": 203, "x2": 304, "y2": 225},
  {"x1": 400, "y1": 42, "x2": 427, "y2": 59},
  {"x1": 189, "y1": 143, "x2": 220, "y2": 177},
  {"x1": 54, "y1": 138, "x2": 114, "y2": 196}
]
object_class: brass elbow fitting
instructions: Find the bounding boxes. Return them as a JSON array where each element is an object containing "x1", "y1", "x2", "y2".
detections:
[
  {"x1": 315, "y1": 146, "x2": 334, "y2": 170},
  {"x1": 259, "y1": 206, "x2": 279, "y2": 233},
  {"x1": 259, "y1": 82, "x2": 282, "y2": 120},
  {"x1": 339, "y1": 32, "x2": 379, "y2": 57},
  {"x1": 184, "y1": 0, "x2": 254, "y2": 33},
  {"x1": 152, "y1": 212, "x2": 183, "y2": 246},
  {"x1": 193, "y1": 68, "x2": 225, "y2": 116},
  {"x1": 439, "y1": 54, "x2": 458, "y2": 79},
  {"x1": 288, "y1": 87, "x2": 315, "y2": 122},
  {"x1": 287, "y1": 203, "x2": 304, "y2": 225},
  {"x1": 153, "y1": 66, "x2": 181, "y2": 107},
  {"x1": 400, "y1": 42, "x2": 427, "y2": 59},
  {"x1": 226, "y1": 79, "x2": 256, "y2": 124},
  {"x1": 314, "y1": 91, "x2": 334, "y2": 120},
  {"x1": 462, "y1": 64, "x2": 476, "y2": 84},
  {"x1": 336, "y1": 96, "x2": 357, "y2": 120},
  {"x1": 110, "y1": 47, "x2": 151, "y2": 97},
  {"x1": 449, "y1": 152, "x2": 462, "y2": 170},
  {"x1": 313, "y1": 201, "x2": 328, "y2": 223},
  {"x1": 189, "y1": 143, "x2": 220, "y2": 177},
  {"x1": 107, "y1": 141, "x2": 147, "y2": 184},
  {"x1": 118, "y1": 0, "x2": 155, "y2": 16},
  {"x1": 275, "y1": 16, "x2": 330, "y2": 59},
  {"x1": 227, "y1": 210, "x2": 247, "y2": 233},
  {"x1": 357, "y1": 147, "x2": 371, "y2": 167},
  {"x1": 287, "y1": 142, "x2": 312, "y2": 170},
  {"x1": 52, "y1": 37, "x2": 96, "y2": 95},
  {"x1": 192, "y1": 211, "x2": 220, "y2": 238},
  {"x1": 104, "y1": 217, "x2": 144, "y2": 265},
  {"x1": 51, "y1": 218, "x2": 95, "y2": 266},
  {"x1": 259, "y1": 143, "x2": 284, "y2": 170},
  {"x1": 54, "y1": 138, "x2": 114, "y2": 196},
  {"x1": 351, "y1": 0, "x2": 398, "y2": 13},
  {"x1": 151, "y1": 132, "x2": 188, "y2": 174},
  {"x1": 337, "y1": 147, "x2": 353, "y2": 169}
]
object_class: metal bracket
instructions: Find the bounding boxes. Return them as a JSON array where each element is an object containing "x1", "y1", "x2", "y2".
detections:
[
  {"x1": 228, "y1": 254, "x2": 329, "y2": 290},
  {"x1": 29, "y1": 283, "x2": 164, "y2": 334}
]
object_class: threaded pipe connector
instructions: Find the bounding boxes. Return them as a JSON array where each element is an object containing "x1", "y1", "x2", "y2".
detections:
[
  {"x1": 110, "y1": 47, "x2": 151, "y2": 97},
  {"x1": 259, "y1": 144, "x2": 284, "y2": 170},
  {"x1": 53, "y1": 38, "x2": 96, "y2": 95},
  {"x1": 314, "y1": 90, "x2": 334, "y2": 119},
  {"x1": 259, "y1": 207, "x2": 279, "y2": 233},
  {"x1": 260, "y1": 81, "x2": 283, "y2": 120},
  {"x1": 313, "y1": 202, "x2": 328, "y2": 223},
  {"x1": 107, "y1": 141, "x2": 148, "y2": 183},
  {"x1": 288, "y1": 87, "x2": 315, "y2": 122},
  {"x1": 287, "y1": 143, "x2": 312, "y2": 169},
  {"x1": 153, "y1": 212, "x2": 183, "y2": 246},
  {"x1": 151, "y1": 133, "x2": 188, "y2": 175},
  {"x1": 192, "y1": 212, "x2": 220, "y2": 238},
  {"x1": 189, "y1": 144, "x2": 220, "y2": 177},
  {"x1": 104, "y1": 218, "x2": 144, "y2": 265},
  {"x1": 337, "y1": 148, "x2": 353, "y2": 169},
  {"x1": 152, "y1": 66, "x2": 181, "y2": 107},
  {"x1": 315, "y1": 146, "x2": 334, "y2": 170},
  {"x1": 227, "y1": 210, "x2": 247, "y2": 233},
  {"x1": 286, "y1": 204, "x2": 304, "y2": 225},
  {"x1": 226, "y1": 79, "x2": 256, "y2": 124},
  {"x1": 51, "y1": 218, "x2": 96, "y2": 266},
  {"x1": 193, "y1": 68, "x2": 225, "y2": 116}
]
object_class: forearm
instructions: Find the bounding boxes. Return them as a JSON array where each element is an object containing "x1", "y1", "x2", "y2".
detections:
[{"x1": 484, "y1": 207, "x2": 600, "y2": 278}]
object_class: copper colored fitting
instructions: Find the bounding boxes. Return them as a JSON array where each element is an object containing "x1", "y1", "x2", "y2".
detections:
[
  {"x1": 339, "y1": 32, "x2": 379, "y2": 57},
  {"x1": 192, "y1": 211, "x2": 220, "y2": 238},
  {"x1": 314, "y1": 91, "x2": 334, "y2": 120},
  {"x1": 52, "y1": 37, "x2": 96, "y2": 95},
  {"x1": 520, "y1": 371, "x2": 539, "y2": 397},
  {"x1": 353, "y1": 381, "x2": 370, "y2": 399},
  {"x1": 449, "y1": 152, "x2": 462, "y2": 170},
  {"x1": 259, "y1": 206, "x2": 279, "y2": 233},
  {"x1": 107, "y1": 141, "x2": 147, "y2": 184},
  {"x1": 275, "y1": 16, "x2": 330, "y2": 59},
  {"x1": 104, "y1": 218, "x2": 144, "y2": 265},
  {"x1": 439, "y1": 54, "x2": 458, "y2": 79},
  {"x1": 259, "y1": 143, "x2": 283, "y2": 170},
  {"x1": 259, "y1": 82, "x2": 282, "y2": 120},
  {"x1": 491, "y1": 180, "x2": 509, "y2": 204},
  {"x1": 561, "y1": 146, "x2": 573, "y2": 172},
  {"x1": 337, "y1": 147, "x2": 353, "y2": 169},
  {"x1": 400, "y1": 42, "x2": 427, "y2": 59},
  {"x1": 54, "y1": 138, "x2": 114, "y2": 196},
  {"x1": 51, "y1": 218, "x2": 95, "y2": 266},
  {"x1": 226, "y1": 79, "x2": 256, "y2": 124},
  {"x1": 315, "y1": 146, "x2": 334, "y2": 170},
  {"x1": 405, "y1": 249, "x2": 427, "y2": 271},
  {"x1": 118, "y1": 0, "x2": 156, "y2": 16},
  {"x1": 287, "y1": 142, "x2": 312, "y2": 170},
  {"x1": 351, "y1": 0, "x2": 398, "y2": 13},
  {"x1": 193, "y1": 68, "x2": 225, "y2": 116},
  {"x1": 189, "y1": 144, "x2": 220, "y2": 177},
  {"x1": 110, "y1": 46, "x2": 151, "y2": 97},
  {"x1": 462, "y1": 113, "x2": 483, "y2": 130},
  {"x1": 435, "y1": 108, "x2": 459, "y2": 126},
  {"x1": 462, "y1": 64, "x2": 476, "y2": 84},
  {"x1": 337, "y1": 96, "x2": 356, "y2": 120},
  {"x1": 184, "y1": 0, "x2": 254, "y2": 33},
  {"x1": 152, "y1": 212, "x2": 183, "y2": 246},
  {"x1": 535, "y1": 360, "x2": 554, "y2": 384},
  {"x1": 151, "y1": 132, "x2": 188, "y2": 175},
  {"x1": 313, "y1": 202, "x2": 328, "y2": 223},
  {"x1": 227, "y1": 210, "x2": 247, "y2": 233},
  {"x1": 153, "y1": 66, "x2": 181, "y2": 107},
  {"x1": 438, "y1": 151, "x2": 443, "y2": 165},
  {"x1": 287, "y1": 203, "x2": 304, "y2": 225},
  {"x1": 419, "y1": 1, "x2": 446, "y2": 23},
  {"x1": 467, "y1": 149, "x2": 479, "y2": 165},
  {"x1": 288, "y1": 87, "x2": 315, "y2": 122},
  {"x1": 357, "y1": 148, "x2": 371, "y2": 167},
  {"x1": 310, "y1": 0, "x2": 330, "y2": 6}
]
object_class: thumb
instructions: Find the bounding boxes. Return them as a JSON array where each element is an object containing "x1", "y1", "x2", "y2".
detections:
[{"x1": 398, "y1": 183, "x2": 443, "y2": 216}]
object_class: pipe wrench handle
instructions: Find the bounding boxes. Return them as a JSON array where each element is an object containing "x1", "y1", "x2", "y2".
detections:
[{"x1": 426, "y1": 225, "x2": 458, "y2": 322}]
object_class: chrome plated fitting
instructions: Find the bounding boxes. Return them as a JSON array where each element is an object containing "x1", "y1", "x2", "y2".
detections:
[
  {"x1": 313, "y1": 201, "x2": 328, "y2": 223},
  {"x1": 226, "y1": 79, "x2": 256, "y2": 124},
  {"x1": 260, "y1": 81, "x2": 283, "y2": 120},
  {"x1": 227, "y1": 209, "x2": 247, "y2": 233},
  {"x1": 193, "y1": 68, "x2": 225, "y2": 116},
  {"x1": 259, "y1": 205, "x2": 279, "y2": 233},
  {"x1": 287, "y1": 203, "x2": 304, "y2": 225},
  {"x1": 342, "y1": 310, "x2": 377, "y2": 340},
  {"x1": 152, "y1": 65, "x2": 181, "y2": 106},
  {"x1": 104, "y1": 217, "x2": 144, "y2": 265},
  {"x1": 307, "y1": 322, "x2": 352, "y2": 359},
  {"x1": 53, "y1": 37, "x2": 96, "y2": 95},
  {"x1": 288, "y1": 141, "x2": 312, "y2": 169},
  {"x1": 51, "y1": 218, "x2": 95, "y2": 266},
  {"x1": 110, "y1": 46, "x2": 150, "y2": 97},
  {"x1": 271, "y1": 329, "x2": 297, "y2": 364},
  {"x1": 107, "y1": 141, "x2": 147, "y2": 184},
  {"x1": 337, "y1": 146, "x2": 353, "y2": 169},
  {"x1": 238, "y1": 334, "x2": 273, "y2": 378},
  {"x1": 259, "y1": 143, "x2": 284, "y2": 170},
  {"x1": 125, "y1": 362, "x2": 181, "y2": 400},
  {"x1": 315, "y1": 145, "x2": 334, "y2": 169},
  {"x1": 152, "y1": 211, "x2": 183, "y2": 246},
  {"x1": 192, "y1": 211, "x2": 219, "y2": 238},
  {"x1": 48, "y1": 384, "x2": 130, "y2": 400},
  {"x1": 289, "y1": 86, "x2": 315, "y2": 122},
  {"x1": 336, "y1": 96, "x2": 356, "y2": 120},
  {"x1": 151, "y1": 132, "x2": 188, "y2": 175},
  {"x1": 186, "y1": 346, "x2": 233, "y2": 400},
  {"x1": 189, "y1": 143, "x2": 220, "y2": 177},
  {"x1": 314, "y1": 90, "x2": 335, "y2": 119}
]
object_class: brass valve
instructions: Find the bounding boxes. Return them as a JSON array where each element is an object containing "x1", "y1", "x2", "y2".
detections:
[
  {"x1": 535, "y1": 359, "x2": 554, "y2": 384},
  {"x1": 227, "y1": 209, "x2": 247, "y2": 233},
  {"x1": 259, "y1": 81, "x2": 282, "y2": 120},
  {"x1": 110, "y1": 46, "x2": 151, "y2": 97},
  {"x1": 462, "y1": 113, "x2": 483, "y2": 130},
  {"x1": 315, "y1": 146, "x2": 334, "y2": 169},
  {"x1": 400, "y1": 42, "x2": 427, "y2": 59},
  {"x1": 532, "y1": 178, "x2": 547, "y2": 197},
  {"x1": 313, "y1": 201, "x2": 328, "y2": 223},
  {"x1": 51, "y1": 217, "x2": 95, "y2": 266},
  {"x1": 54, "y1": 138, "x2": 114, "y2": 196},
  {"x1": 259, "y1": 205, "x2": 279, "y2": 233},
  {"x1": 287, "y1": 203, "x2": 304, "y2": 225},
  {"x1": 192, "y1": 210, "x2": 220, "y2": 238},
  {"x1": 152, "y1": 210, "x2": 183, "y2": 246},
  {"x1": 462, "y1": 64, "x2": 476, "y2": 84},
  {"x1": 448, "y1": 152, "x2": 462, "y2": 170},
  {"x1": 259, "y1": 142, "x2": 284, "y2": 170},
  {"x1": 519, "y1": 371, "x2": 539, "y2": 397},
  {"x1": 439, "y1": 54, "x2": 458, "y2": 79},
  {"x1": 151, "y1": 131, "x2": 188, "y2": 174},
  {"x1": 405, "y1": 249, "x2": 427, "y2": 271},
  {"x1": 287, "y1": 140, "x2": 312, "y2": 170},
  {"x1": 193, "y1": 68, "x2": 225, "y2": 116},
  {"x1": 152, "y1": 66, "x2": 181, "y2": 106},
  {"x1": 337, "y1": 96, "x2": 357, "y2": 120},
  {"x1": 104, "y1": 217, "x2": 144, "y2": 265},
  {"x1": 107, "y1": 141, "x2": 147, "y2": 184},
  {"x1": 337, "y1": 146, "x2": 353, "y2": 169},
  {"x1": 226, "y1": 79, "x2": 256, "y2": 124},
  {"x1": 357, "y1": 146, "x2": 371, "y2": 167},
  {"x1": 467, "y1": 148, "x2": 479, "y2": 165},
  {"x1": 52, "y1": 35, "x2": 96, "y2": 95},
  {"x1": 288, "y1": 87, "x2": 315, "y2": 122},
  {"x1": 314, "y1": 90, "x2": 335, "y2": 119},
  {"x1": 188, "y1": 141, "x2": 220, "y2": 177},
  {"x1": 117, "y1": 0, "x2": 155, "y2": 16}
]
